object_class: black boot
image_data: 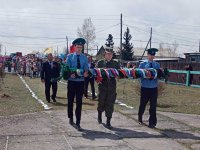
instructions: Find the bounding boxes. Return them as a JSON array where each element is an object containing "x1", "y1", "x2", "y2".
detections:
[
  {"x1": 98, "y1": 111, "x2": 102, "y2": 124},
  {"x1": 138, "y1": 115, "x2": 143, "y2": 124},
  {"x1": 76, "y1": 124, "x2": 82, "y2": 131},
  {"x1": 69, "y1": 118, "x2": 74, "y2": 125},
  {"x1": 106, "y1": 117, "x2": 112, "y2": 129}
]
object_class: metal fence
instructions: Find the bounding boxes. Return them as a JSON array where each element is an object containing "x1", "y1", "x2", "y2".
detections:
[
  {"x1": 160, "y1": 62, "x2": 200, "y2": 87},
  {"x1": 168, "y1": 70, "x2": 200, "y2": 88}
]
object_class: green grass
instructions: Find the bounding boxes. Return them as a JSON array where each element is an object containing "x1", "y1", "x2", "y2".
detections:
[
  {"x1": 1, "y1": 74, "x2": 200, "y2": 116},
  {"x1": 115, "y1": 79, "x2": 200, "y2": 115},
  {"x1": 156, "y1": 84, "x2": 200, "y2": 114},
  {"x1": 23, "y1": 77, "x2": 97, "y2": 111},
  {"x1": 0, "y1": 74, "x2": 43, "y2": 116}
]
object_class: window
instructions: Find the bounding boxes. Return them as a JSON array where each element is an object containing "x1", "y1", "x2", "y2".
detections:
[{"x1": 190, "y1": 57, "x2": 196, "y2": 62}]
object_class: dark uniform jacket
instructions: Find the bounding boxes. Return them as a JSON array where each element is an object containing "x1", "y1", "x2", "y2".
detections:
[
  {"x1": 41, "y1": 61, "x2": 60, "y2": 82},
  {"x1": 96, "y1": 59, "x2": 120, "y2": 69}
]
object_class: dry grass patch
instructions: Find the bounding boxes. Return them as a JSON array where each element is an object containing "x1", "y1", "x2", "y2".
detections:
[{"x1": 0, "y1": 74, "x2": 43, "y2": 116}]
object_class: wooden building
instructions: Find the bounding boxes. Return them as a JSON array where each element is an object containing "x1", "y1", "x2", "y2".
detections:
[{"x1": 184, "y1": 52, "x2": 200, "y2": 63}]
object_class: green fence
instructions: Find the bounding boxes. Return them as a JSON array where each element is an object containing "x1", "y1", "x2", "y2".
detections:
[{"x1": 168, "y1": 69, "x2": 200, "y2": 88}]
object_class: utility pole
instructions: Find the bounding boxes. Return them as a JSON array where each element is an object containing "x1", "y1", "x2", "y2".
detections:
[
  {"x1": 66, "y1": 36, "x2": 69, "y2": 54},
  {"x1": 120, "y1": 13, "x2": 123, "y2": 61},
  {"x1": 199, "y1": 40, "x2": 200, "y2": 52},
  {"x1": 5, "y1": 47, "x2": 6, "y2": 55},
  {"x1": 57, "y1": 46, "x2": 58, "y2": 56},
  {"x1": 150, "y1": 27, "x2": 152, "y2": 48},
  {"x1": 140, "y1": 27, "x2": 153, "y2": 60},
  {"x1": 96, "y1": 46, "x2": 98, "y2": 54}
]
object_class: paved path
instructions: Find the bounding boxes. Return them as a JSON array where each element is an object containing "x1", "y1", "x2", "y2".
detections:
[{"x1": 0, "y1": 110, "x2": 199, "y2": 150}]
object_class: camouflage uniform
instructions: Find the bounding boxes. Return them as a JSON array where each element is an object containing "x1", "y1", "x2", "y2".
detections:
[{"x1": 96, "y1": 59, "x2": 120, "y2": 123}]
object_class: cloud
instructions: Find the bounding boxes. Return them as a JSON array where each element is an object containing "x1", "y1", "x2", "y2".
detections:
[{"x1": 0, "y1": 0, "x2": 199, "y2": 55}]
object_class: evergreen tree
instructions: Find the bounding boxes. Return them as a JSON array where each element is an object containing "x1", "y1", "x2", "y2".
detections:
[
  {"x1": 121, "y1": 27, "x2": 133, "y2": 60},
  {"x1": 105, "y1": 34, "x2": 116, "y2": 59},
  {"x1": 105, "y1": 34, "x2": 117, "y2": 59},
  {"x1": 105, "y1": 34, "x2": 114, "y2": 48}
]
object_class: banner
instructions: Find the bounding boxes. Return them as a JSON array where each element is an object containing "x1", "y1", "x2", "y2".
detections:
[{"x1": 43, "y1": 47, "x2": 53, "y2": 54}]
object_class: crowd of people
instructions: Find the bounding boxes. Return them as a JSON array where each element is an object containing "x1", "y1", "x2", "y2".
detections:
[
  {"x1": 1, "y1": 55, "x2": 64, "y2": 78},
  {"x1": 0, "y1": 37, "x2": 161, "y2": 132}
]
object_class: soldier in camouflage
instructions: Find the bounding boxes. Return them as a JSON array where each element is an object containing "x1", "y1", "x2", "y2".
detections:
[{"x1": 96, "y1": 45, "x2": 120, "y2": 129}]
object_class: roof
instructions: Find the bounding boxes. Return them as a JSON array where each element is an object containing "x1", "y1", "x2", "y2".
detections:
[
  {"x1": 133, "y1": 47, "x2": 178, "y2": 57},
  {"x1": 97, "y1": 46, "x2": 120, "y2": 55},
  {"x1": 184, "y1": 52, "x2": 200, "y2": 55},
  {"x1": 154, "y1": 58, "x2": 183, "y2": 61}
]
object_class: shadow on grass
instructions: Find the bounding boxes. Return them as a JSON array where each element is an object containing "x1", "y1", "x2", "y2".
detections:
[
  {"x1": 82, "y1": 102, "x2": 95, "y2": 106},
  {"x1": 51, "y1": 102, "x2": 67, "y2": 107},
  {"x1": 56, "y1": 96, "x2": 66, "y2": 99},
  {"x1": 157, "y1": 103, "x2": 176, "y2": 108},
  {"x1": 161, "y1": 129, "x2": 200, "y2": 140}
]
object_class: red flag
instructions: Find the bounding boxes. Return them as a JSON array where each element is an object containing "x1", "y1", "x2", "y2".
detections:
[{"x1": 70, "y1": 45, "x2": 76, "y2": 53}]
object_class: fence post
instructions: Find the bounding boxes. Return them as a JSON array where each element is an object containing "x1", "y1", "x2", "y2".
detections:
[{"x1": 186, "y1": 71, "x2": 190, "y2": 86}]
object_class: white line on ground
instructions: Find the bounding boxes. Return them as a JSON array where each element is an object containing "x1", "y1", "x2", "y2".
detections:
[
  {"x1": 63, "y1": 135, "x2": 73, "y2": 150},
  {"x1": 17, "y1": 74, "x2": 52, "y2": 110},
  {"x1": 59, "y1": 81, "x2": 67, "y2": 85},
  {"x1": 5, "y1": 136, "x2": 9, "y2": 150},
  {"x1": 59, "y1": 80, "x2": 133, "y2": 109},
  {"x1": 115, "y1": 100, "x2": 134, "y2": 109}
]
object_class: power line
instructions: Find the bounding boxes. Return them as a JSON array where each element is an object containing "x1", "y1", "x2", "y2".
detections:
[
  {"x1": 0, "y1": 9, "x2": 119, "y2": 17},
  {"x1": 123, "y1": 15, "x2": 200, "y2": 28},
  {"x1": 125, "y1": 24, "x2": 199, "y2": 44},
  {"x1": 2, "y1": 41, "x2": 67, "y2": 49},
  {"x1": 96, "y1": 23, "x2": 120, "y2": 33},
  {"x1": 0, "y1": 33, "x2": 65, "y2": 40},
  {"x1": 0, "y1": 23, "x2": 120, "y2": 40}
]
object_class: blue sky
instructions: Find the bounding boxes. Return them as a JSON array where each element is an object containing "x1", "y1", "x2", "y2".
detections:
[{"x1": 0, "y1": 0, "x2": 200, "y2": 56}]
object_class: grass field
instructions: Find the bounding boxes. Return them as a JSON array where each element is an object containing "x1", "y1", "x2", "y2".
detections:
[
  {"x1": 116, "y1": 79, "x2": 200, "y2": 115},
  {"x1": 0, "y1": 73, "x2": 200, "y2": 116},
  {"x1": 0, "y1": 74, "x2": 43, "y2": 116},
  {"x1": 23, "y1": 76, "x2": 97, "y2": 111}
]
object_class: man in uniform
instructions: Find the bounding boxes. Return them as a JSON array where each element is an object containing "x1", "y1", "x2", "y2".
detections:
[
  {"x1": 66, "y1": 38, "x2": 88, "y2": 131},
  {"x1": 41, "y1": 53, "x2": 60, "y2": 103},
  {"x1": 96, "y1": 45, "x2": 120, "y2": 129},
  {"x1": 138, "y1": 48, "x2": 160, "y2": 128}
]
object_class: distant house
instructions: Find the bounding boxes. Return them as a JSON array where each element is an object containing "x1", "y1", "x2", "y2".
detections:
[
  {"x1": 184, "y1": 52, "x2": 200, "y2": 63},
  {"x1": 96, "y1": 46, "x2": 185, "y2": 65},
  {"x1": 133, "y1": 47, "x2": 179, "y2": 58},
  {"x1": 96, "y1": 46, "x2": 120, "y2": 60},
  {"x1": 139, "y1": 57, "x2": 184, "y2": 62},
  {"x1": 96, "y1": 46, "x2": 105, "y2": 60}
]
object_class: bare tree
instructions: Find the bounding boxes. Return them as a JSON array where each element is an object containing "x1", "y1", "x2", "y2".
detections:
[
  {"x1": 160, "y1": 41, "x2": 179, "y2": 57},
  {"x1": 172, "y1": 41, "x2": 179, "y2": 56},
  {"x1": 77, "y1": 18, "x2": 96, "y2": 54}
]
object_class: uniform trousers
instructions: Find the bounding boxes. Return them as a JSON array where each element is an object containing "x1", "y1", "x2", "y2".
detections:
[
  {"x1": 45, "y1": 81, "x2": 57, "y2": 100},
  {"x1": 138, "y1": 87, "x2": 158, "y2": 126},
  {"x1": 67, "y1": 80, "x2": 84, "y2": 125},
  {"x1": 97, "y1": 79, "x2": 117, "y2": 118},
  {"x1": 84, "y1": 77, "x2": 95, "y2": 98}
]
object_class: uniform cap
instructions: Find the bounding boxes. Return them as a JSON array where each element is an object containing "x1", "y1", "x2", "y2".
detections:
[
  {"x1": 146, "y1": 48, "x2": 158, "y2": 56},
  {"x1": 103, "y1": 45, "x2": 113, "y2": 53},
  {"x1": 72, "y1": 38, "x2": 86, "y2": 45}
]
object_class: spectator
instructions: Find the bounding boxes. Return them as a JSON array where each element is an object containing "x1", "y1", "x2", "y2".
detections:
[{"x1": 84, "y1": 56, "x2": 97, "y2": 100}]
